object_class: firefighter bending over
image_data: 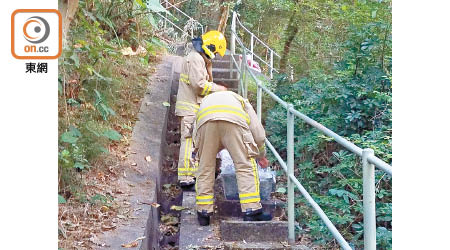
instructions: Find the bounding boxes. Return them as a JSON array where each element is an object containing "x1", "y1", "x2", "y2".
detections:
[{"x1": 193, "y1": 91, "x2": 272, "y2": 226}]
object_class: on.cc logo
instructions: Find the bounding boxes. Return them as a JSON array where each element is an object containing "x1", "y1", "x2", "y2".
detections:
[
  {"x1": 23, "y1": 16, "x2": 50, "y2": 44},
  {"x1": 11, "y1": 9, "x2": 61, "y2": 59}
]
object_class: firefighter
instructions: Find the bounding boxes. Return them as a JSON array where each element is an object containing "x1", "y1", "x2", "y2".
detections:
[
  {"x1": 192, "y1": 91, "x2": 272, "y2": 226},
  {"x1": 175, "y1": 30, "x2": 228, "y2": 188}
]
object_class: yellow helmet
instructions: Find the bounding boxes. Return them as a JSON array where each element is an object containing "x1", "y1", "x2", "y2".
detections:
[{"x1": 201, "y1": 30, "x2": 227, "y2": 59}]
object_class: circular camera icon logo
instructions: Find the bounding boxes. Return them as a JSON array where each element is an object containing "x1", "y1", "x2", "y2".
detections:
[{"x1": 23, "y1": 16, "x2": 50, "y2": 44}]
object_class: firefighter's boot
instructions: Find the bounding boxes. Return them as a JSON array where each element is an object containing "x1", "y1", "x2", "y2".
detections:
[
  {"x1": 197, "y1": 210, "x2": 212, "y2": 226},
  {"x1": 243, "y1": 208, "x2": 272, "y2": 221}
]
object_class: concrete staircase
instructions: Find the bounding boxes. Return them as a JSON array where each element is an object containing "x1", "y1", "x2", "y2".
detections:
[
  {"x1": 178, "y1": 191, "x2": 309, "y2": 250},
  {"x1": 211, "y1": 54, "x2": 240, "y2": 91},
  {"x1": 137, "y1": 56, "x2": 311, "y2": 250},
  {"x1": 178, "y1": 176, "x2": 310, "y2": 250}
]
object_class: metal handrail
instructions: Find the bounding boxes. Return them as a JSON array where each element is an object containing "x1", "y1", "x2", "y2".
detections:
[
  {"x1": 163, "y1": 0, "x2": 204, "y2": 34},
  {"x1": 155, "y1": 12, "x2": 189, "y2": 37},
  {"x1": 157, "y1": 0, "x2": 204, "y2": 41},
  {"x1": 235, "y1": 16, "x2": 281, "y2": 58},
  {"x1": 265, "y1": 139, "x2": 352, "y2": 249},
  {"x1": 232, "y1": 12, "x2": 292, "y2": 80},
  {"x1": 231, "y1": 29, "x2": 393, "y2": 175},
  {"x1": 251, "y1": 51, "x2": 280, "y2": 74},
  {"x1": 230, "y1": 15, "x2": 392, "y2": 250}
]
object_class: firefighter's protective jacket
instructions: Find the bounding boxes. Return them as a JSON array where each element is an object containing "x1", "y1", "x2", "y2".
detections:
[
  {"x1": 194, "y1": 91, "x2": 266, "y2": 158},
  {"x1": 175, "y1": 50, "x2": 222, "y2": 117}
]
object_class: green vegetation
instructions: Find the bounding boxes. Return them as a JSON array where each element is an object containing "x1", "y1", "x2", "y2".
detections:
[
  {"x1": 58, "y1": 0, "x2": 166, "y2": 197},
  {"x1": 229, "y1": 0, "x2": 392, "y2": 248}
]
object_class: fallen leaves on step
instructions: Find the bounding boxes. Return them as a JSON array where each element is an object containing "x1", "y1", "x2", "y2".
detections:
[
  {"x1": 100, "y1": 205, "x2": 109, "y2": 213},
  {"x1": 161, "y1": 214, "x2": 179, "y2": 226},
  {"x1": 131, "y1": 162, "x2": 137, "y2": 166},
  {"x1": 170, "y1": 205, "x2": 187, "y2": 211},
  {"x1": 159, "y1": 224, "x2": 179, "y2": 236},
  {"x1": 162, "y1": 101, "x2": 170, "y2": 107},
  {"x1": 162, "y1": 183, "x2": 181, "y2": 199},
  {"x1": 145, "y1": 156, "x2": 152, "y2": 162},
  {"x1": 121, "y1": 236, "x2": 146, "y2": 248},
  {"x1": 280, "y1": 241, "x2": 290, "y2": 247},
  {"x1": 121, "y1": 240, "x2": 138, "y2": 248},
  {"x1": 120, "y1": 45, "x2": 147, "y2": 56},
  {"x1": 89, "y1": 234, "x2": 106, "y2": 247},
  {"x1": 101, "y1": 223, "x2": 117, "y2": 231}
]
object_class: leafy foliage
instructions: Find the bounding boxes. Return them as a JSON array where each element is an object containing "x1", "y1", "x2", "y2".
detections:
[
  {"x1": 58, "y1": 0, "x2": 166, "y2": 194},
  {"x1": 58, "y1": 194, "x2": 67, "y2": 204},
  {"x1": 236, "y1": 0, "x2": 394, "y2": 249}
]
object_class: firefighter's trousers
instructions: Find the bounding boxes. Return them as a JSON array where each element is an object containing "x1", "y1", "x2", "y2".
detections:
[
  {"x1": 178, "y1": 116, "x2": 197, "y2": 181},
  {"x1": 195, "y1": 120, "x2": 262, "y2": 213}
]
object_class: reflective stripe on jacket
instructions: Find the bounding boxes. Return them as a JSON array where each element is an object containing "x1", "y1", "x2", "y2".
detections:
[{"x1": 194, "y1": 91, "x2": 266, "y2": 156}]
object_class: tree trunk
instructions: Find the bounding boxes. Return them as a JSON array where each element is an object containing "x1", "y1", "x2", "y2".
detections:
[
  {"x1": 280, "y1": 12, "x2": 299, "y2": 73},
  {"x1": 217, "y1": 4, "x2": 230, "y2": 34},
  {"x1": 58, "y1": 0, "x2": 79, "y2": 46}
]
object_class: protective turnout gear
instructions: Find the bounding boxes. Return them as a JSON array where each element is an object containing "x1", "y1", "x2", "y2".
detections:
[
  {"x1": 175, "y1": 41, "x2": 226, "y2": 185},
  {"x1": 193, "y1": 91, "x2": 268, "y2": 220},
  {"x1": 201, "y1": 30, "x2": 227, "y2": 59},
  {"x1": 177, "y1": 116, "x2": 196, "y2": 186},
  {"x1": 175, "y1": 50, "x2": 225, "y2": 117}
]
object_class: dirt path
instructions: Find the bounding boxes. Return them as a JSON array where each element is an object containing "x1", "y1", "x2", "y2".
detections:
[{"x1": 93, "y1": 55, "x2": 182, "y2": 249}]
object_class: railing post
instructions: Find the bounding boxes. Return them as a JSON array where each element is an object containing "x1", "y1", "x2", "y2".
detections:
[
  {"x1": 362, "y1": 148, "x2": 376, "y2": 250},
  {"x1": 240, "y1": 50, "x2": 247, "y2": 98},
  {"x1": 257, "y1": 84, "x2": 262, "y2": 122},
  {"x1": 241, "y1": 49, "x2": 248, "y2": 98},
  {"x1": 287, "y1": 104, "x2": 295, "y2": 244},
  {"x1": 238, "y1": 57, "x2": 242, "y2": 95},
  {"x1": 230, "y1": 12, "x2": 237, "y2": 82},
  {"x1": 270, "y1": 50, "x2": 274, "y2": 79},
  {"x1": 250, "y1": 34, "x2": 254, "y2": 62},
  {"x1": 190, "y1": 18, "x2": 194, "y2": 38},
  {"x1": 231, "y1": 11, "x2": 236, "y2": 55}
]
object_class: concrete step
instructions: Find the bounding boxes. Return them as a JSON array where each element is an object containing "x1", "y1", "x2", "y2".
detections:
[
  {"x1": 213, "y1": 54, "x2": 241, "y2": 68},
  {"x1": 216, "y1": 199, "x2": 284, "y2": 218},
  {"x1": 212, "y1": 70, "x2": 239, "y2": 79},
  {"x1": 212, "y1": 60, "x2": 239, "y2": 69},
  {"x1": 224, "y1": 241, "x2": 310, "y2": 250},
  {"x1": 211, "y1": 68, "x2": 239, "y2": 77},
  {"x1": 223, "y1": 241, "x2": 310, "y2": 250},
  {"x1": 215, "y1": 54, "x2": 240, "y2": 61},
  {"x1": 212, "y1": 68, "x2": 239, "y2": 72},
  {"x1": 178, "y1": 192, "x2": 222, "y2": 250},
  {"x1": 220, "y1": 220, "x2": 289, "y2": 242}
]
